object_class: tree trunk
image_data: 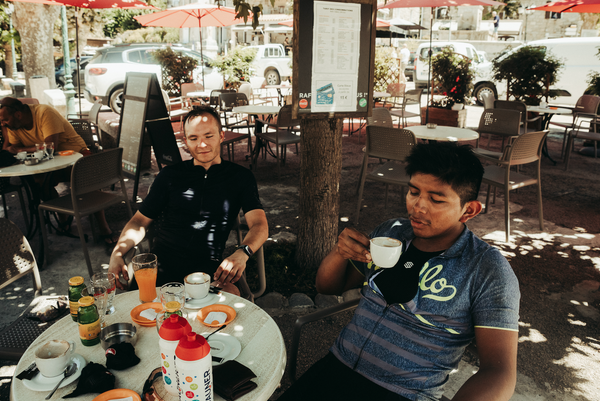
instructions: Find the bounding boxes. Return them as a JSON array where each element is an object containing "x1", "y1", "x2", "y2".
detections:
[
  {"x1": 296, "y1": 118, "x2": 343, "y2": 272},
  {"x1": 13, "y1": 2, "x2": 60, "y2": 94},
  {"x1": 3, "y1": 43, "x2": 13, "y2": 79},
  {"x1": 581, "y1": 13, "x2": 600, "y2": 30}
]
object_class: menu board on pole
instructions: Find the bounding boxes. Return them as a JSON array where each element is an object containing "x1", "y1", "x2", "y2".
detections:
[{"x1": 292, "y1": 0, "x2": 376, "y2": 119}]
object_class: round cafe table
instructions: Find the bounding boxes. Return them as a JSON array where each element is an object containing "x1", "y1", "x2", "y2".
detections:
[
  {"x1": 11, "y1": 290, "x2": 286, "y2": 401},
  {"x1": 406, "y1": 125, "x2": 479, "y2": 142}
]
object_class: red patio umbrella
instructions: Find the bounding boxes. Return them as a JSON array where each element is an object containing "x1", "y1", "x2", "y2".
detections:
[
  {"x1": 135, "y1": 3, "x2": 249, "y2": 87},
  {"x1": 530, "y1": 0, "x2": 600, "y2": 13}
]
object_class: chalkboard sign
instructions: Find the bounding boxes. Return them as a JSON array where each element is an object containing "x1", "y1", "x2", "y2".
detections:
[
  {"x1": 117, "y1": 72, "x2": 182, "y2": 201},
  {"x1": 292, "y1": 0, "x2": 376, "y2": 119}
]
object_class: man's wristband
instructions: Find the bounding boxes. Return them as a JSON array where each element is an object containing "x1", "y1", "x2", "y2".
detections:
[{"x1": 237, "y1": 245, "x2": 253, "y2": 258}]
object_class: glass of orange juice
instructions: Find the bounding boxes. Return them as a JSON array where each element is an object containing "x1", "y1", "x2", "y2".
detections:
[{"x1": 132, "y1": 253, "x2": 158, "y2": 303}]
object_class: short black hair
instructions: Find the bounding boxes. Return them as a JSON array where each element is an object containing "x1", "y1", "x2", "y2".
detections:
[
  {"x1": 405, "y1": 142, "x2": 483, "y2": 205},
  {"x1": 0, "y1": 97, "x2": 28, "y2": 113},
  {"x1": 182, "y1": 106, "x2": 222, "y2": 136}
]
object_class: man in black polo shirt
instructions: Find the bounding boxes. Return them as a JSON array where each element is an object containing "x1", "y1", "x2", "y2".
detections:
[{"x1": 108, "y1": 106, "x2": 268, "y2": 295}]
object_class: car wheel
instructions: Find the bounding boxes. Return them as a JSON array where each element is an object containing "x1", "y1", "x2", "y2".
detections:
[
  {"x1": 473, "y1": 83, "x2": 497, "y2": 106},
  {"x1": 109, "y1": 87, "x2": 124, "y2": 114},
  {"x1": 265, "y1": 70, "x2": 280, "y2": 85}
]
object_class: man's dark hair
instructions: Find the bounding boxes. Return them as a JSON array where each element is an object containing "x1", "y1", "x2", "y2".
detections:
[
  {"x1": 0, "y1": 97, "x2": 28, "y2": 113},
  {"x1": 182, "y1": 106, "x2": 222, "y2": 136},
  {"x1": 405, "y1": 142, "x2": 484, "y2": 205}
]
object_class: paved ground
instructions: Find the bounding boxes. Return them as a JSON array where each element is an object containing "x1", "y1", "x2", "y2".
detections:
[{"x1": 1, "y1": 85, "x2": 599, "y2": 400}]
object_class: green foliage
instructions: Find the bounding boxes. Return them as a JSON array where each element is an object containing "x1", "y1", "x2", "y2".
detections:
[
  {"x1": 503, "y1": 0, "x2": 521, "y2": 19},
  {"x1": 586, "y1": 47, "x2": 600, "y2": 96},
  {"x1": 153, "y1": 47, "x2": 198, "y2": 96},
  {"x1": 244, "y1": 241, "x2": 317, "y2": 297},
  {"x1": 232, "y1": 0, "x2": 271, "y2": 29},
  {"x1": 492, "y1": 45, "x2": 563, "y2": 105},
  {"x1": 103, "y1": 10, "x2": 143, "y2": 38},
  {"x1": 119, "y1": 27, "x2": 179, "y2": 43},
  {"x1": 431, "y1": 47, "x2": 474, "y2": 107},
  {"x1": 374, "y1": 46, "x2": 395, "y2": 92},
  {"x1": 209, "y1": 47, "x2": 256, "y2": 90}
]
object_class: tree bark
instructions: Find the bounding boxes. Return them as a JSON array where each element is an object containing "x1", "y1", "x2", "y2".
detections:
[
  {"x1": 3, "y1": 43, "x2": 13, "y2": 79},
  {"x1": 296, "y1": 118, "x2": 343, "y2": 272},
  {"x1": 581, "y1": 13, "x2": 600, "y2": 30},
  {"x1": 13, "y1": 2, "x2": 60, "y2": 94}
]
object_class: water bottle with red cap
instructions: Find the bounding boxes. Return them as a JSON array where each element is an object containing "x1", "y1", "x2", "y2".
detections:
[
  {"x1": 175, "y1": 332, "x2": 213, "y2": 401},
  {"x1": 158, "y1": 314, "x2": 192, "y2": 395}
]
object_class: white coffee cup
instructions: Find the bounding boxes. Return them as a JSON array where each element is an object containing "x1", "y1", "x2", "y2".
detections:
[
  {"x1": 184, "y1": 272, "x2": 211, "y2": 299},
  {"x1": 16, "y1": 151, "x2": 27, "y2": 161},
  {"x1": 34, "y1": 150, "x2": 44, "y2": 160},
  {"x1": 370, "y1": 237, "x2": 403, "y2": 268},
  {"x1": 34, "y1": 340, "x2": 76, "y2": 378}
]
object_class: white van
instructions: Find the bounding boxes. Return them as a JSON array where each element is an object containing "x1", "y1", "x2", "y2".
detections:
[
  {"x1": 495, "y1": 38, "x2": 600, "y2": 106},
  {"x1": 415, "y1": 41, "x2": 496, "y2": 105}
]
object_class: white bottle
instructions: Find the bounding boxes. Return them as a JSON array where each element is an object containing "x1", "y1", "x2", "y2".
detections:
[
  {"x1": 158, "y1": 314, "x2": 192, "y2": 395},
  {"x1": 175, "y1": 332, "x2": 212, "y2": 401}
]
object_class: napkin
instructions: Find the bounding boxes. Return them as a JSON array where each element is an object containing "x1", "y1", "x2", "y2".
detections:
[
  {"x1": 109, "y1": 397, "x2": 132, "y2": 401},
  {"x1": 213, "y1": 360, "x2": 257, "y2": 401},
  {"x1": 106, "y1": 343, "x2": 140, "y2": 370},
  {"x1": 139, "y1": 308, "x2": 157, "y2": 321},
  {"x1": 204, "y1": 311, "x2": 227, "y2": 325},
  {"x1": 63, "y1": 362, "x2": 115, "y2": 398}
]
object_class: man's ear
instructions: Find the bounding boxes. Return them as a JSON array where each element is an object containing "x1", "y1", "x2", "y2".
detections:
[
  {"x1": 459, "y1": 200, "x2": 482, "y2": 223},
  {"x1": 219, "y1": 130, "x2": 224, "y2": 143}
]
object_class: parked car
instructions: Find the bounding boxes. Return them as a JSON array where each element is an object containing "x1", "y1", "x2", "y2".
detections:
[
  {"x1": 415, "y1": 41, "x2": 494, "y2": 105},
  {"x1": 405, "y1": 51, "x2": 416, "y2": 82},
  {"x1": 495, "y1": 37, "x2": 600, "y2": 106},
  {"x1": 246, "y1": 44, "x2": 292, "y2": 85},
  {"x1": 55, "y1": 56, "x2": 92, "y2": 92},
  {"x1": 84, "y1": 43, "x2": 223, "y2": 113}
]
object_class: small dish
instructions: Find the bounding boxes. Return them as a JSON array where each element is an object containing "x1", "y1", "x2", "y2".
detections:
[
  {"x1": 22, "y1": 353, "x2": 86, "y2": 392},
  {"x1": 184, "y1": 292, "x2": 221, "y2": 310},
  {"x1": 130, "y1": 302, "x2": 162, "y2": 326},
  {"x1": 101, "y1": 323, "x2": 137, "y2": 349},
  {"x1": 93, "y1": 388, "x2": 141, "y2": 401},
  {"x1": 23, "y1": 158, "x2": 40, "y2": 166},
  {"x1": 197, "y1": 304, "x2": 236, "y2": 327},
  {"x1": 58, "y1": 150, "x2": 74, "y2": 156},
  {"x1": 200, "y1": 332, "x2": 241, "y2": 366}
]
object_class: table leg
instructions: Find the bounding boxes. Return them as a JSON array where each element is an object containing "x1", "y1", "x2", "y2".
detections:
[{"x1": 540, "y1": 113, "x2": 557, "y2": 165}]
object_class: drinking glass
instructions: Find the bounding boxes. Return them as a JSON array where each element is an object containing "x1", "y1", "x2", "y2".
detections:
[
  {"x1": 46, "y1": 142, "x2": 54, "y2": 159},
  {"x1": 81, "y1": 284, "x2": 107, "y2": 328},
  {"x1": 92, "y1": 272, "x2": 117, "y2": 314},
  {"x1": 132, "y1": 253, "x2": 158, "y2": 303},
  {"x1": 160, "y1": 282, "x2": 186, "y2": 310}
]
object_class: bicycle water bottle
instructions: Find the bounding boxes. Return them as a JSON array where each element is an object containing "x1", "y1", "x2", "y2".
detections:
[
  {"x1": 158, "y1": 314, "x2": 192, "y2": 395},
  {"x1": 175, "y1": 332, "x2": 212, "y2": 401}
]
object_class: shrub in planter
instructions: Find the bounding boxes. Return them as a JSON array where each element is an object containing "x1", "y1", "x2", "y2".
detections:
[
  {"x1": 586, "y1": 48, "x2": 600, "y2": 96},
  {"x1": 430, "y1": 47, "x2": 474, "y2": 109},
  {"x1": 153, "y1": 47, "x2": 198, "y2": 97},
  {"x1": 210, "y1": 47, "x2": 256, "y2": 91}
]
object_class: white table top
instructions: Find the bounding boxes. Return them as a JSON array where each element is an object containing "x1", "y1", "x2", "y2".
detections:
[
  {"x1": 526, "y1": 106, "x2": 572, "y2": 115},
  {"x1": 374, "y1": 92, "x2": 391, "y2": 98},
  {"x1": 11, "y1": 290, "x2": 286, "y2": 401},
  {"x1": 233, "y1": 105, "x2": 281, "y2": 115},
  {"x1": 0, "y1": 153, "x2": 82, "y2": 178},
  {"x1": 185, "y1": 91, "x2": 211, "y2": 98},
  {"x1": 407, "y1": 125, "x2": 479, "y2": 142}
]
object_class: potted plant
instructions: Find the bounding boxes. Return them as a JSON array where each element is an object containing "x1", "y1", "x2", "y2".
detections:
[
  {"x1": 209, "y1": 47, "x2": 257, "y2": 91},
  {"x1": 492, "y1": 45, "x2": 563, "y2": 105},
  {"x1": 586, "y1": 48, "x2": 600, "y2": 96},
  {"x1": 421, "y1": 47, "x2": 474, "y2": 127}
]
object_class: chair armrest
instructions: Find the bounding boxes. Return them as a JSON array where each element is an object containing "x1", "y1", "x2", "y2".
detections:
[{"x1": 288, "y1": 297, "x2": 360, "y2": 383}]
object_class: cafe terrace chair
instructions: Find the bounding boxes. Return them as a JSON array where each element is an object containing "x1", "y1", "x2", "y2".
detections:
[
  {"x1": 0, "y1": 177, "x2": 29, "y2": 230},
  {"x1": 38, "y1": 148, "x2": 133, "y2": 278},
  {"x1": 355, "y1": 126, "x2": 416, "y2": 225},
  {"x1": 255, "y1": 104, "x2": 301, "y2": 176},
  {"x1": 494, "y1": 100, "x2": 542, "y2": 135},
  {"x1": 390, "y1": 89, "x2": 423, "y2": 128},
  {"x1": 218, "y1": 93, "x2": 254, "y2": 164},
  {"x1": 384, "y1": 83, "x2": 406, "y2": 110},
  {"x1": 478, "y1": 130, "x2": 548, "y2": 242},
  {"x1": 181, "y1": 82, "x2": 205, "y2": 109},
  {"x1": 473, "y1": 108, "x2": 521, "y2": 159},
  {"x1": 564, "y1": 114, "x2": 600, "y2": 171},
  {"x1": 161, "y1": 90, "x2": 189, "y2": 128},
  {"x1": 0, "y1": 218, "x2": 64, "y2": 360},
  {"x1": 70, "y1": 118, "x2": 99, "y2": 148},
  {"x1": 550, "y1": 94, "x2": 600, "y2": 158},
  {"x1": 209, "y1": 89, "x2": 235, "y2": 115}
]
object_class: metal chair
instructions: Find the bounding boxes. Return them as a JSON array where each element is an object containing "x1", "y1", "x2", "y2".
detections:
[
  {"x1": 479, "y1": 130, "x2": 548, "y2": 242},
  {"x1": 366, "y1": 108, "x2": 394, "y2": 128},
  {"x1": 0, "y1": 178, "x2": 29, "y2": 230},
  {"x1": 0, "y1": 218, "x2": 64, "y2": 360},
  {"x1": 564, "y1": 114, "x2": 600, "y2": 171},
  {"x1": 390, "y1": 89, "x2": 423, "y2": 128},
  {"x1": 255, "y1": 105, "x2": 301, "y2": 176},
  {"x1": 38, "y1": 148, "x2": 133, "y2": 277},
  {"x1": 474, "y1": 108, "x2": 522, "y2": 159},
  {"x1": 550, "y1": 94, "x2": 600, "y2": 158},
  {"x1": 209, "y1": 89, "x2": 235, "y2": 114},
  {"x1": 70, "y1": 118, "x2": 98, "y2": 148},
  {"x1": 355, "y1": 126, "x2": 416, "y2": 224},
  {"x1": 218, "y1": 93, "x2": 254, "y2": 164}
]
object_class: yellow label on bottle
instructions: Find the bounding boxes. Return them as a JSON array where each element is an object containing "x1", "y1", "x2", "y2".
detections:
[
  {"x1": 70, "y1": 301, "x2": 80, "y2": 318},
  {"x1": 78, "y1": 320, "x2": 100, "y2": 341}
]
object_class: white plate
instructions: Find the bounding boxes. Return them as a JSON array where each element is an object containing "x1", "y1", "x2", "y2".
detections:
[
  {"x1": 200, "y1": 332, "x2": 241, "y2": 366},
  {"x1": 185, "y1": 293, "x2": 221, "y2": 310},
  {"x1": 22, "y1": 353, "x2": 87, "y2": 392}
]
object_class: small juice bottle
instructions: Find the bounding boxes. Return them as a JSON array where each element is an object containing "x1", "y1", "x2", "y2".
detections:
[
  {"x1": 78, "y1": 296, "x2": 100, "y2": 346},
  {"x1": 68, "y1": 276, "x2": 86, "y2": 321}
]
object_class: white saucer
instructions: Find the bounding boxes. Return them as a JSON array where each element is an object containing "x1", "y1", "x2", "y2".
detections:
[
  {"x1": 185, "y1": 293, "x2": 221, "y2": 309},
  {"x1": 201, "y1": 332, "x2": 241, "y2": 366},
  {"x1": 23, "y1": 353, "x2": 87, "y2": 392}
]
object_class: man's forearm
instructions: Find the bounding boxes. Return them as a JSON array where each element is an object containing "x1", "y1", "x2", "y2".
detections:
[
  {"x1": 110, "y1": 219, "x2": 148, "y2": 259},
  {"x1": 316, "y1": 247, "x2": 356, "y2": 295},
  {"x1": 451, "y1": 365, "x2": 516, "y2": 401},
  {"x1": 240, "y1": 220, "x2": 268, "y2": 255}
]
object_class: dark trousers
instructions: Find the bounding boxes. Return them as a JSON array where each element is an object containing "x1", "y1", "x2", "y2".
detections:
[{"x1": 278, "y1": 352, "x2": 412, "y2": 401}]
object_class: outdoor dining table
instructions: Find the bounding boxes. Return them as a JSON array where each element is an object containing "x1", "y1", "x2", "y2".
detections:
[
  {"x1": 0, "y1": 153, "x2": 83, "y2": 241},
  {"x1": 526, "y1": 105, "x2": 572, "y2": 164},
  {"x1": 233, "y1": 105, "x2": 281, "y2": 166},
  {"x1": 10, "y1": 289, "x2": 286, "y2": 401},
  {"x1": 406, "y1": 125, "x2": 479, "y2": 142},
  {"x1": 265, "y1": 85, "x2": 292, "y2": 106}
]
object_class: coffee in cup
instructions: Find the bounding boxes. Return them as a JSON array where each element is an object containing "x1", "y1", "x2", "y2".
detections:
[
  {"x1": 370, "y1": 237, "x2": 402, "y2": 268},
  {"x1": 184, "y1": 272, "x2": 211, "y2": 299},
  {"x1": 34, "y1": 340, "x2": 76, "y2": 377}
]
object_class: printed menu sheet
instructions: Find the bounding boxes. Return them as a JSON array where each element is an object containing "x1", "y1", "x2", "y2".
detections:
[{"x1": 311, "y1": 1, "x2": 360, "y2": 112}]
